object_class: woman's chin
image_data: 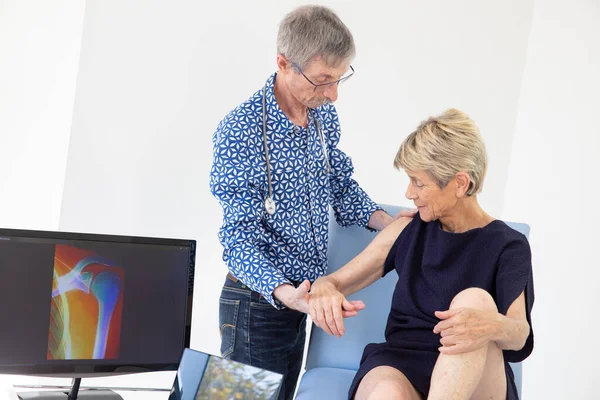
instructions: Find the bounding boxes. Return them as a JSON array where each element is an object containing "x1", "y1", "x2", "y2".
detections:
[
  {"x1": 418, "y1": 210, "x2": 431, "y2": 222},
  {"x1": 418, "y1": 210, "x2": 438, "y2": 223}
]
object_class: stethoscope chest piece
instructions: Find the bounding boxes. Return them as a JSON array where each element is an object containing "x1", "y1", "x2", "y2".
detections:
[{"x1": 264, "y1": 197, "x2": 276, "y2": 215}]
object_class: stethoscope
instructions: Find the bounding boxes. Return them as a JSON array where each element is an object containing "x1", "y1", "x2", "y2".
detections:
[{"x1": 262, "y1": 82, "x2": 331, "y2": 215}]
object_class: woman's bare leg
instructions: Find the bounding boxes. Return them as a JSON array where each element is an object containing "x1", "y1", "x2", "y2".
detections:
[
  {"x1": 356, "y1": 366, "x2": 423, "y2": 400},
  {"x1": 428, "y1": 288, "x2": 507, "y2": 400}
]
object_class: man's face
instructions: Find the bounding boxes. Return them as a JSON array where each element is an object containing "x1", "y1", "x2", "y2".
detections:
[{"x1": 279, "y1": 55, "x2": 352, "y2": 108}]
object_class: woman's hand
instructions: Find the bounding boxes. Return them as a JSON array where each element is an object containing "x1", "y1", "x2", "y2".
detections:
[
  {"x1": 308, "y1": 277, "x2": 365, "y2": 337},
  {"x1": 433, "y1": 308, "x2": 503, "y2": 355}
]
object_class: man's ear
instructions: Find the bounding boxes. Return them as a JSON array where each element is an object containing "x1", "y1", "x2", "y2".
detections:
[
  {"x1": 454, "y1": 172, "x2": 471, "y2": 197},
  {"x1": 276, "y1": 54, "x2": 291, "y2": 74}
]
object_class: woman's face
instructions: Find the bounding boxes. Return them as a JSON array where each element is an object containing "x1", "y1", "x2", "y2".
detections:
[{"x1": 404, "y1": 170, "x2": 458, "y2": 222}]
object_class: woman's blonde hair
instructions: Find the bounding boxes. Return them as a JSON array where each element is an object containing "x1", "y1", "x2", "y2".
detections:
[{"x1": 394, "y1": 109, "x2": 488, "y2": 196}]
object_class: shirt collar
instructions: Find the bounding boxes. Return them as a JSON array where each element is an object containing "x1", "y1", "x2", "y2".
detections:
[{"x1": 264, "y1": 72, "x2": 304, "y2": 135}]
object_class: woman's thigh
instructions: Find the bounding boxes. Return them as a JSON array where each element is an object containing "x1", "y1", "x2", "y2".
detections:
[{"x1": 355, "y1": 366, "x2": 423, "y2": 400}]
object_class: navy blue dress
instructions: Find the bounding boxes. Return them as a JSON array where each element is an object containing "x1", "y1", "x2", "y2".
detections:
[{"x1": 348, "y1": 212, "x2": 534, "y2": 399}]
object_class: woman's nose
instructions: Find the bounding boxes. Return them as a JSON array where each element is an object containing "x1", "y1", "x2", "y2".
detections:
[{"x1": 405, "y1": 183, "x2": 416, "y2": 200}]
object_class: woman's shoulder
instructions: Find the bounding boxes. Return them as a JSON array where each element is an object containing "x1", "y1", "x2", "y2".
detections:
[
  {"x1": 481, "y1": 220, "x2": 532, "y2": 262},
  {"x1": 403, "y1": 211, "x2": 428, "y2": 234},
  {"x1": 487, "y1": 219, "x2": 530, "y2": 244},
  {"x1": 385, "y1": 211, "x2": 426, "y2": 250}
]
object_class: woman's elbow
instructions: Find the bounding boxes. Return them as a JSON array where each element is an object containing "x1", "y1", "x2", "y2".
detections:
[{"x1": 503, "y1": 322, "x2": 530, "y2": 351}]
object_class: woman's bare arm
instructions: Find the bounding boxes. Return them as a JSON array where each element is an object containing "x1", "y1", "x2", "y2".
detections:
[{"x1": 308, "y1": 216, "x2": 413, "y2": 336}]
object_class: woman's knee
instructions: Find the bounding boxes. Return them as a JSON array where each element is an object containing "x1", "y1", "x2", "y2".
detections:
[
  {"x1": 359, "y1": 380, "x2": 416, "y2": 400},
  {"x1": 356, "y1": 367, "x2": 422, "y2": 400},
  {"x1": 449, "y1": 287, "x2": 498, "y2": 312}
]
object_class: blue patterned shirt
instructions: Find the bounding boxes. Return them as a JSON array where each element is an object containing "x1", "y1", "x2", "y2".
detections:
[{"x1": 210, "y1": 73, "x2": 381, "y2": 308}]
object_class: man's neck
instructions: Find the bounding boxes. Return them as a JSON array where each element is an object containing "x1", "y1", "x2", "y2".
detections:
[{"x1": 273, "y1": 75, "x2": 307, "y2": 127}]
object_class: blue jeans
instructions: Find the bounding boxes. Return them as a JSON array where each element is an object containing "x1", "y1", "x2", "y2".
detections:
[{"x1": 219, "y1": 275, "x2": 307, "y2": 400}]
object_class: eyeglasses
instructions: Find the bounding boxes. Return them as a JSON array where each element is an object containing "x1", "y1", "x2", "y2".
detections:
[{"x1": 293, "y1": 63, "x2": 355, "y2": 92}]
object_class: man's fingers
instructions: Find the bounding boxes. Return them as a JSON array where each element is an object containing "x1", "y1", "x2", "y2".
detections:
[
  {"x1": 297, "y1": 280, "x2": 311, "y2": 296},
  {"x1": 307, "y1": 302, "x2": 316, "y2": 325},
  {"x1": 342, "y1": 310, "x2": 358, "y2": 318},
  {"x1": 394, "y1": 209, "x2": 417, "y2": 219},
  {"x1": 290, "y1": 281, "x2": 312, "y2": 314}
]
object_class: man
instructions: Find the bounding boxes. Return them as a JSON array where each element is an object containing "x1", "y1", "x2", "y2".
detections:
[{"x1": 209, "y1": 5, "x2": 409, "y2": 400}]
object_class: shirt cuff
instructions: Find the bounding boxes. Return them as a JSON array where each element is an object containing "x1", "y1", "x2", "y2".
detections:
[
  {"x1": 365, "y1": 204, "x2": 385, "y2": 232},
  {"x1": 261, "y1": 276, "x2": 293, "y2": 310}
]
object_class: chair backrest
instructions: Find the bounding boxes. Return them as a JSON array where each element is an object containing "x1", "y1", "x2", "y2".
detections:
[{"x1": 305, "y1": 205, "x2": 529, "y2": 396}]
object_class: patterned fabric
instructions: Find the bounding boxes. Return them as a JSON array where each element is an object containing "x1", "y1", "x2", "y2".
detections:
[{"x1": 210, "y1": 73, "x2": 381, "y2": 308}]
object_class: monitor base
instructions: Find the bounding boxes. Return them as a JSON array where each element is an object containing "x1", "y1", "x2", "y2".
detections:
[
  {"x1": 17, "y1": 379, "x2": 123, "y2": 400},
  {"x1": 18, "y1": 391, "x2": 122, "y2": 400}
]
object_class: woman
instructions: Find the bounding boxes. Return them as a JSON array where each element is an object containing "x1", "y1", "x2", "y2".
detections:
[{"x1": 307, "y1": 109, "x2": 534, "y2": 400}]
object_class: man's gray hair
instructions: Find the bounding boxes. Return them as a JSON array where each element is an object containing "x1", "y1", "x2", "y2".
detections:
[{"x1": 277, "y1": 5, "x2": 356, "y2": 69}]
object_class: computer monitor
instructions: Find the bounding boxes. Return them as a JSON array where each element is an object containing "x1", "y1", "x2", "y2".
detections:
[
  {"x1": 0, "y1": 227, "x2": 195, "y2": 398},
  {"x1": 168, "y1": 349, "x2": 283, "y2": 400}
]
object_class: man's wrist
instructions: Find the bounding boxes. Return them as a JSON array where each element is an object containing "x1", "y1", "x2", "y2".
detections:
[
  {"x1": 273, "y1": 282, "x2": 295, "y2": 306},
  {"x1": 368, "y1": 209, "x2": 394, "y2": 231}
]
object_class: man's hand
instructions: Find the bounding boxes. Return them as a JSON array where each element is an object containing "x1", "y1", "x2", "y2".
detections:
[
  {"x1": 433, "y1": 308, "x2": 503, "y2": 355},
  {"x1": 393, "y1": 208, "x2": 417, "y2": 220},
  {"x1": 368, "y1": 208, "x2": 416, "y2": 231},
  {"x1": 273, "y1": 281, "x2": 311, "y2": 313},
  {"x1": 308, "y1": 277, "x2": 366, "y2": 337}
]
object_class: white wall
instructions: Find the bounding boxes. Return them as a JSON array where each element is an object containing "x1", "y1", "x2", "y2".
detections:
[
  {"x1": 502, "y1": 0, "x2": 600, "y2": 398},
  {"x1": 0, "y1": 0, "x2": 85, "y2": 230},
  {"x1": 334, "y1": 1, "x2": 534, "y2": 213},
  {"x1": 0, "y1": 0, "x2": 86, "y2": 389}
]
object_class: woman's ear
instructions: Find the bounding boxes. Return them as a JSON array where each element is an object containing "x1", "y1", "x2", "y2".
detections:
[{"x1": 454, "y1": 172, "x2": 471, "y2": 198}]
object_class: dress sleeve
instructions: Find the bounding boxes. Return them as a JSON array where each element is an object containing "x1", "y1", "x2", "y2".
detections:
[
  {"x1": 382, "y1": 215, "x2": 420, "y2": 277},
  {"x1": 383, "y1": 234, "x2": 402, "y2": 277},
  {"x1": 496, "y1": 235, "x2": 535, "y2": 363}
]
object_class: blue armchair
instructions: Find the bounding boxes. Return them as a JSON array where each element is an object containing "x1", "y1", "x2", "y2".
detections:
[{"x1": 295, "y1": 204, "x2": 528, "y2": 399}]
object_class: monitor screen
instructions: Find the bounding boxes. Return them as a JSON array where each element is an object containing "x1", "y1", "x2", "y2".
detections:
[{"x1": 0, "y1": 228, "x2": 195, "y2": 377}]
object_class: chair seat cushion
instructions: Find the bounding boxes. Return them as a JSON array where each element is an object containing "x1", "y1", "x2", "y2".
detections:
[
  {"x1": 296, "y1": 364, "x2": 523, "y2": 400},
  {"x1": 295, "y1": 367, "x2": 355, "y2": 400}
]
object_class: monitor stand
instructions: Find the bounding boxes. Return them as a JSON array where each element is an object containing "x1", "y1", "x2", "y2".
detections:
[{"x1": 17, "y1": 378, "x2": 123, "y2": 400}]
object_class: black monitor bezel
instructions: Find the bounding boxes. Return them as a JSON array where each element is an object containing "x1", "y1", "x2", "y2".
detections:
[{"x1": 0, "y1": 227, "x2": 196, "y2": 377}]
